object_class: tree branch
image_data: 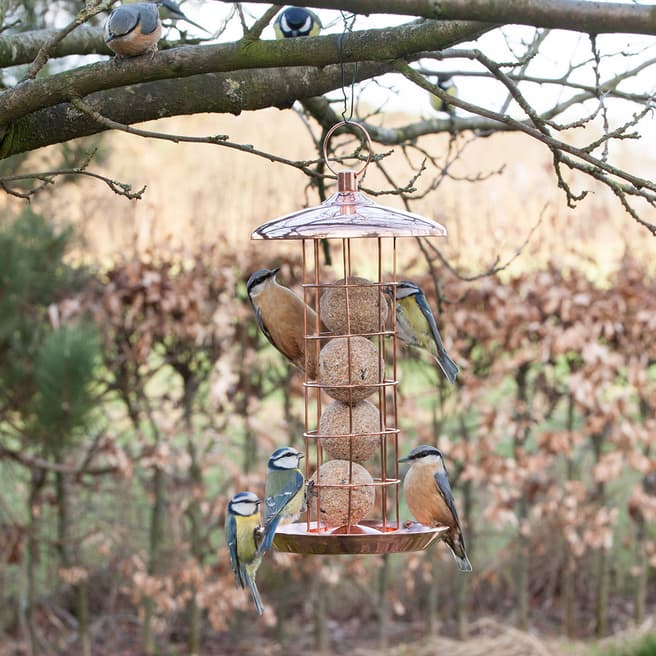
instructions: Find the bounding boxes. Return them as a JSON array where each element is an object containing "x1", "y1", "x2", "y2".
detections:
[
  {"x1": 235, "y1": 0, "x2": 656, "y2": 35},
  {"x1": 0, "y1": 19, "x2": 490, "y2": 125}
]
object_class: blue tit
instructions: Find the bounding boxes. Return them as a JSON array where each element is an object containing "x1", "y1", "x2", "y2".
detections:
[
  {"x1": 225, "y1": 491, "x2": 264, "y2": 615},
  {"x1": 399, "y1": 445, "x2": 472, "y2": 572},
  {"x1": 156, "y1": 0, "x2": 210, "y2": 33},
  {"x1": 274, "y1": 7, "x2": 322, "y2": 38},
  {"x1": 104, "y1": 3, "x2": 162, "y2": 58},
  {"x1": 259, "y1": 446, "x2": 306, "y2": 554},
  {"x1": 389, "y1": 281, "x2": 459, "y2": 384},
  {"x1": 247, "y1": 267, "x2": 320, "y2": 379},
  {"x1": 430, "y1": 75, "x2": 458, "y2": 115}
]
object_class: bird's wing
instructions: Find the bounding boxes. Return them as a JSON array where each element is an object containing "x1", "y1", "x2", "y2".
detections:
[
  {"x1": 415, "y1": 290, "x2": 459, "y2": 383},
  {"x1": 137, "y1": 4, "x2": 160, "y2": 35},
  {"x1": 264, "y1": 470, "x2": 304, "y2": 528},
  {"x1": 251, "y1": 301, "x2": 276, "y2": 349},
  {"x1": 433, "y1": 471, "x2": 463, "y2": 531},
  {"x1": 415, "y1": 291, "x2": 445, "y2": 354},
  {"x1": 106, "y1": 6, "x2": 141, "y2": 38},
  {"x1": 226, "y1": 514, "x2": 245, "y2": 588}
]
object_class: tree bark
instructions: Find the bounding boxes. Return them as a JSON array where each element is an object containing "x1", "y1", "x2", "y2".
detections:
[
  {"x1": 241, "y1": 0, "x2": 656, "y2": 35},
  {"x1": 143, "y1": 464, "x2": 166, "y2": 656}
]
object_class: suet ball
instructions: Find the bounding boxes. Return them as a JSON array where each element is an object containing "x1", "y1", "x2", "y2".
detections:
[
  {"x1": 319, "y1": 399, "x2": 380, "y2": 462},
  {"x1": 309, "y1": 459, "x2": 375, "y2": 527},
  {"x1": 319, "y1": 336, "x2": 383, "y2": 404},
  {"x1": 320, "y1": 276, "x2": 389, "y2": 335}
]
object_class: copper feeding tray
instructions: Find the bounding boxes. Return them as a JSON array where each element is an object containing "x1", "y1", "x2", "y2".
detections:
[{"x1": 273, "y1": 521, "x2": 448, "y2": 555}]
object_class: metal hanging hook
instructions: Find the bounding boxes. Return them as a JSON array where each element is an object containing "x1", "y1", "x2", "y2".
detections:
[{"x1": 322, "y1": 120, "x2": 372, "y2": 190}]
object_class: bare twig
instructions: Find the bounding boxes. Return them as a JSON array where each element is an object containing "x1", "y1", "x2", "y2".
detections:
[{"x1": 22, "y1": 0, "x2": 116, "y2": 81}]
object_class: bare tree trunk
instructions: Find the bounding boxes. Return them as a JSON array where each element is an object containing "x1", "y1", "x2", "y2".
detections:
[
  {"x1": 312, "y1": 573, "x2": 327, "y2": 653},
  {"x1": 456, "y1": 415, "x2": 472, "y2": 639},
  {"x1": 182, "y1": 377, "x2": 203, "y2": 656},
  {"x1": 516, "y1": 497, "x2": 529, "y2": 631},
  {"x1": 25, "y1": 470, "x2": 46, "y2": 656},
  {"x1": 186, "y1": 438, "x2": 203, "y2": 656},
  {"x1": 591, "y1": 428, "x2": 609, "y2": 638},
  {"x1": 634, "y1": 524, "x2": 647, "y2": 624},
  {"x1": 514, "y1": 363, "x2": 530, "y2": 631},
  {"x1": 143, "y1": 464, "x2": 166, "y2": 656},
  {"x1": 56, "y1": 473, "x2": 90, "y2": 656},
  {"x1": 563, "y1": 392, "x2": 576, "y2": 638},
  {"x1": 377, "y1": 554, "x2": 390, "y2": 649},
  {"x1": 596, "y1": 546, "x2": 609, "y2": 637},
  {"x1": 428, "y1": 548, "x2": 440, "y2": 636}
]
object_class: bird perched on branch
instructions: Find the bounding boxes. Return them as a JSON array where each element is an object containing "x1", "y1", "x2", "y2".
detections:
[
  {"x1": 247, "y1": 267, "x2": 320, "y2": 379},
  {"x1": 259, "y1": 446, "x2": 306, "y2": 554},
  {"x1": 430, "y1": 75, "x2": 458, "y2": 115},
  {"x1": 274, "y1": 6, "x2": 322, "y2": 39},
  {"x1": 104, "y1": 2, "x2": 162, "y2": 58},
  {"x1": 225, "y1": 491, "x2": 265, "y2": 615},
  {"x1": 388, "y1": 281, "x2": 459, "y2": 384},
  {"x1": 399, "y1": 444, "x2": 472, "y2": 572},
  {"x1": 156, "y1": 0, "x2": 209, "y2": 33}
]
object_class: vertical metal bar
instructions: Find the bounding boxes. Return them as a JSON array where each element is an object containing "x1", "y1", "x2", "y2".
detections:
[
  {"x1": 303, "y1": 240, "x2": 311, "y2": 531},
  {"x1": 377, "y1": 236, "x2": 388, "y2": 532},
  {"x1": 392, "y1": 237, "x2": 400, "y2": 529},
  {"x1": 342, "y1": 238, "x2": 354, "y2": 534},
  {"x1": 314, "y1": 238, "x2": 323, "y2": 531}
]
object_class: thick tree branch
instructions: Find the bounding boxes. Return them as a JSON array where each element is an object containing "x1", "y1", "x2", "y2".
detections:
[
  {"x1": 0, "y1": 20, "x2": 488, "y2": 125},
  {"x1": 238, "y1": 0, "x2": 656, "y2": 35},
  {"x1": 0, "y1": 63, "x2": 389, "y2": 157}
]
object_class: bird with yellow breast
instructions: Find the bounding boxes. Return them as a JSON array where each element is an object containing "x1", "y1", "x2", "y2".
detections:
[{"x1": 225, "y1": 491, "x2": 265, "y2": 615}]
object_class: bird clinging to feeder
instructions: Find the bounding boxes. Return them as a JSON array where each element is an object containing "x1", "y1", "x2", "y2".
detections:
[
  {"x1": 246, "y1": 267, "x2": 320, "y2": 379},
  {"x1": 389, "y1": 280, "x2": 459, "y2": 384},
  {"x1": 259, "y1": 446, "x2": 306, "y2": 554},
  {"x1": 399, "y1": 444, "x2": 472, "y2": 571},
  {"x1": 225, "y1": 491, "x2": 265, "y2": 614}
]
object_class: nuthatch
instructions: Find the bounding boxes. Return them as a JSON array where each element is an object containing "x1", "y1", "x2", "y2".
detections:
[
  {"x1": 104, "y1": 2, "x2": 162, "y2": 58},
  {"x1": 259, "y1": 446, "x2": 306, "y2": 554},
  {"x1": 389, "y1": 280, "x2": 459, "y2": 384},
  {"x1": 430, "y1": 75, "x2": 458, "y2": 115},
  {"x1": 274, "y1": 6, "x2": 322, "y2": 38},
  {"x1": 399, "y1": 445, "x2": 472, "y2": 572},
  {"x1": 247, "y1": 267, "x2": 320, "y2": 379},
  {"x1": 225, "y1": 491, "x2": 264, "y2": 615}
]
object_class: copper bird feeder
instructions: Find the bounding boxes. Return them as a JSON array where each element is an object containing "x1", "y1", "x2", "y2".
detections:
[{"x1": 252, "y1": 122, "x2": 448, "y2": 555}]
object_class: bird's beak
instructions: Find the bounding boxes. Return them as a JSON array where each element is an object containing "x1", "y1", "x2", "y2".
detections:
[
  {"x1": 271, "y1": 266, "x2": 281, "y2": 276},
  {"x1": 398, "y1": 455, "x2": 410, "y2": 463}
]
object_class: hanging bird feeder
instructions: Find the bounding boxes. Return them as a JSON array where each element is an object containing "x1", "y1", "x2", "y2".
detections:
[{"x1": 252, "y1": 121, "x2": 449, "y2": 555}]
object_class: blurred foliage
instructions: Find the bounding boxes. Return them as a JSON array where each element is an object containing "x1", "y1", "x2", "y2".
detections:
[{"x1": 0, "y1": 207, "x2": 654, "y2": 654}]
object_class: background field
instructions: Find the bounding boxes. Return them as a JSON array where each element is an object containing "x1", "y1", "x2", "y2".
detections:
[{"x1": 1, "y1": 107, "x2": 655, "y2": 656}]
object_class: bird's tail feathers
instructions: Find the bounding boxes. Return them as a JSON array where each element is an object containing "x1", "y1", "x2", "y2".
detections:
[
  {"x1": 247, "y1": 576, "x2": 264, "y2": 615},
  {"x1": 446, "y1": 538, "x2": 472, "y2": 572},
  {"x1": 444, "y1": 535, "x2": 472, "y2": 572},
  {"x1": 452, "y1": 551, "x2": 472, "y2": 572},
  {"x1": 434, "y1": 351, "x2": 459, "y2": 384}
]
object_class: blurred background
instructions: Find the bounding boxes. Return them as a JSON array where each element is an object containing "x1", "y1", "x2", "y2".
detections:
[{"x1": 1, "y1": 2, "x2": 655, "y2": 656}]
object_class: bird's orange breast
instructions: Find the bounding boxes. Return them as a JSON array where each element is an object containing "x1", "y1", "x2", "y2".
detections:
[
  {"x1": 403, "y1": 463, "x2": 454, "y2": 528},
  {"x1": 257, "y1": 285, "x2": 319, "y2": 379}
]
